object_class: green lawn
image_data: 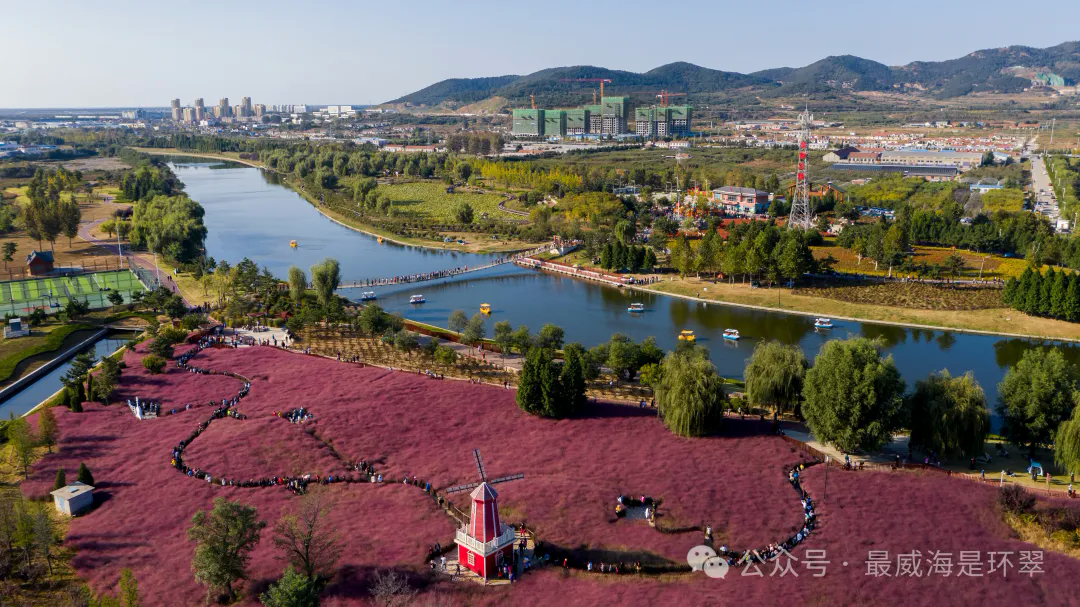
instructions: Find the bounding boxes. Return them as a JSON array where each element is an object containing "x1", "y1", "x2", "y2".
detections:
[{"x1": 374, "y1": 181, "x2": 517, "y2": 223}]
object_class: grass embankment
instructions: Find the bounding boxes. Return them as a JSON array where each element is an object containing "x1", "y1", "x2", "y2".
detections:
[
  {"x1": 355, "y1": 181, "x2": 519, "y2": 223},
  {"x1": 814, "y1": 243, "x2": 1032, "y2": 280},
  {"x1": 642, "y1": 277, "x2": 1080, "y2": 341},
  {"x1": 0, "y1": 323, "x2": 95, "y2": 384}
]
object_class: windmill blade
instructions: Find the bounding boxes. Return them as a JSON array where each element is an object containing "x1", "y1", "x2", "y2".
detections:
[
  {"x1": 488, "y1": 473, "x2": 525, "y2": 485},
  {"x1": 444, "y1": 481, "x2": 481, "y2": 494},
  {"x1": 473, "y1": 449, "x2": 487, "y2": 482}
]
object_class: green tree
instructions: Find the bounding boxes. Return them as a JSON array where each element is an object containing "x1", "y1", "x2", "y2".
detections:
[
  {"x1": 164, "y1": 295, "x2": 187, "y2": 319},
  {"x1": 356, "y1": 304, "x2": 387, "y2": 337},
  {"x1": 908, "y1": 370, "x2": 990, "y2": 459},
  {"x1": 142, "y1": 354, "x2": 166, "y2": 374},
  {"x1": 744, "y1": 341, "x2": 808, "y2": 415},
  {"x1": 997, "y1": 347, "x2": 1078, "y2": 456},
  {"x1": 454, "y1": 201, "x2": 474, "y2": 225},
  {"x1": 1054, "y1": 403, "x2": 1080, "y2": 477},
  {"x1": 76, "y1": 462, "x2": 94, "y2": 486},
  {"x1": 288, "y1": 267, "x2": 307, "y2": 303},
  {"x1": 53, "y1": 467, "x2": 66, "y2": 491},
  {"x1": 393, "y1": 331, "x2": 419, "y2": 356},
  {"x1": 536, "y1": 324, "x2": 565, "y2": 350},
  {"x1": 801, "y1": 337, "x2": 906, "y2": 453},
  {"x1": 512, "y1": 325, "x2": 532, "y2": 354},
  {"x1": 493, "y1": 321, "x2": 514, "y2": 354},
  {"x1": 643, "y1": 248, "x2": 657, "y2": 272},
  {"x1": 118, "y1": 568, "x2": 140, "y2": 607},
  {"x1": 38, "y1": 406, "x2": 58, "y2": 453},
  {"x1": 654, "y1": 347, "x2": 727, "y2": 437},
  {"x1": 188, "y1": 497, "x2": 266, "y2": 603},
  {"x1": 516, "y1": 347, "x2": 570, "y2": 417},
  {"x1": 447, "y1": 310, "x2": 468, "y2": 334},
  {"x1": 107, "y1": 290, "x2": 125, "y2": 306},
  {"x1": 606, "y1": 334, "x2": 641, "y2": 382},
  {"x1": 260, "y1": 566, "x2": 319, "y2": 607},
  {"x1": 560, "y1": 346, "x2": 587, "y2": 416},
  {"x1": 1051, "y1": 270, "x2": 1069, "y2": 319},
  {"x1": 1066, "y1": 272, "x2": 1080, "y2": 322},
  {"x1": 310, "y1": 258, "x2": 341, "y2": 310},
  {"x1": 60, "y1": 196, "x2": 81, "y2": 247},
  {"x1": 1, "y1": 241, "x2": 15, "y2": 270},
  {"x1": 434, "y1": 345, "x2": 457, "y2": 370},
  {"x1": 94, "y1": 355, "x2": 122, "y2": 405},
  {"x1": 7, "y1": 417, "x2": 36, "y2": 478},
  {"x1": 461, "y1": 313, "x2": 486, "y2": 345}
]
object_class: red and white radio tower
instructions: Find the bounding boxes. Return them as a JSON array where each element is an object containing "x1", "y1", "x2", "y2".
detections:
[{"x1": 789, "y1": 105, "x2": 814, "y2": 230}]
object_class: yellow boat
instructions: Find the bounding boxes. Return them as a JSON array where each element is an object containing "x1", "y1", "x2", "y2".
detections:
[
  {"x1": 678, "y1": 330, "x2": 696, "y2": 342},
  {"x1": 377, "y1": 237, "x2": 384, "y2": 244},
  {"x1": 289, "y1": 240, "x2": 298, "y2": 248},
  {"x1": 480, "y1": 303, "x2": 491, "y2": 314}
]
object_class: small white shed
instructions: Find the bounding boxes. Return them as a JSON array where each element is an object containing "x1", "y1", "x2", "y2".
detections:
[{"x1": 50, "y1": 482, "x2": 95, "y2": 515}]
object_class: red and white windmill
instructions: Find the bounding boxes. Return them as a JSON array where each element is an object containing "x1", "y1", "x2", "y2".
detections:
[{"x1": 445, "y1": 449, "x2": 524, "y2": 579}]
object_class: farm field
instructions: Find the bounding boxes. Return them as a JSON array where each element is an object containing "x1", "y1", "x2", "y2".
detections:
[
  {"x1": 794, "y1": 282, "x2": 1005, "y2": 311},
  {"x1": 374, "y1": 181, "x2": 517, "y2": 223},
  {"x1": 20, "y1": 343, "x2": 1080, "y2": 605}
]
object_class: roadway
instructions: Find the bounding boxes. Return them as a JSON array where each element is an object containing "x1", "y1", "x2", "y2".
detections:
[{"x1": 1030, "y1": 153, "x2": 1063, "y2": 228}]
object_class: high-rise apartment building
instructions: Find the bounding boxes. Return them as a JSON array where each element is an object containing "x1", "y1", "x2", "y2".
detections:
[
  {"x1": 219, "y1": 98, "x2": 230, "y2": 118},
  {"x1": 241, "y1": 97, "x2": 252, "y2": 117},
  {"x1": 170, "y1": 98, "x2": 181, "y2": 122},
  {"x1": 194, "y1": 98, "x2": 205, "y2": 121}
]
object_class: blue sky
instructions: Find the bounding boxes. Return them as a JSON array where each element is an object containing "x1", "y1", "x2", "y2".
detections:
[{"x1": 3, "y1": 0, "x2": 1079, "y2": 108}]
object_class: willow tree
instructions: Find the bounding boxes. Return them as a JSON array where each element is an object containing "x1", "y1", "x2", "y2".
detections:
[
  {"x1": 288, "y1": 266, "x2": 307, "y2": 303},
  {"x1": 654, "y1": 347, "x2": 727, "y2": 437},
  {"x1": 1055, "y1": 403, "x2": 1080, "y2": 476},
  {"x1": 310, "y1": 258, "x2": 341, "y2": 309},
  {"x1": 908, "y1": 370, "x2": 990, "y2": 460},
  {"x1": 744, "y1": 341, "x2": 808, "y2": 416}
]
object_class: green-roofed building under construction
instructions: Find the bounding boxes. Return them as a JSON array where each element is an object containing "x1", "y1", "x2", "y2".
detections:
[
  {"x1": 512, "y1": 95, "x2": 652, "y2": 138},
  {"x1": 636, "y1": 105, "x2": 693, "y2": 138}
]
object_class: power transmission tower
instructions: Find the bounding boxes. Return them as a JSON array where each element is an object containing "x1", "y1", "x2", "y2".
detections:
[{"x1": 789, "y1": 105, "x2": 814, "y2": 230}]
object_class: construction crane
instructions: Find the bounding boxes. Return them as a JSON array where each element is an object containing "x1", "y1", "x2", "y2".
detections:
[
  {"x1": 655, "y1": 90, "x2": 687, "y2": 106},
  {"x1": 559, "y1": 78, "x2": 613, "y2": 100}
]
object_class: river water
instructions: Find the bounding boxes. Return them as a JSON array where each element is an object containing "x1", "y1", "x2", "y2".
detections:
[
  {"x1": 0, "y1": 335, "x2": 132, "y2": 419},
  {"x1": 173, "y1": 161, "x2": 1080, "y2": 418}
]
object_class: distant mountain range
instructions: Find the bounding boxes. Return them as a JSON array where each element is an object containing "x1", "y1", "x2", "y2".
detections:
[{"x1": 388, "y1": 41, "x2": 1080, "y2": 107}]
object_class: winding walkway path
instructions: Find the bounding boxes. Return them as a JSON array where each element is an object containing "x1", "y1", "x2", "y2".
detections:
[{"x1": 158, "y1": 337, "x2": 822, "y2": 577}]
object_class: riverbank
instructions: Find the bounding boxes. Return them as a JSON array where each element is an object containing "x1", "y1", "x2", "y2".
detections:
[
  {"x1": 137, "y1": 148, "x2": 538, "y2": 255},
  {"x1": 636, "y1": 277, "x2": 1080, "y2": 343}
]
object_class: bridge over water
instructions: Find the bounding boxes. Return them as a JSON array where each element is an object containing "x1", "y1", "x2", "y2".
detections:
[{"x1": 336, "y1": 245, "x2": 550, "y2": 291}]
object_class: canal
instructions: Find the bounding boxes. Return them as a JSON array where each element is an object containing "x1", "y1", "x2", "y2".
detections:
[
  {"x1": 173, "y1": 161, "x2": 1080, "y2": 416},
  {"x1": 0, "y1": 335, "x2": 133, "y2": 419}
]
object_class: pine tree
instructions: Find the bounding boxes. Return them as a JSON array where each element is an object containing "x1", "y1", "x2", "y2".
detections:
[
  {"x1": 1051, "y1": 270, "x2": 1068, "y2": 319},
  {"x1": 53, "y1": 467, "x2": 66, "y2": 491},
  {"x1": 516, "y1": 348, "x2": 546, "y2": 416},
  {"x1": 1039, "y1": 268, "x2": 1054, "y2": 316},
  {"x1": 1067, "y1": 272, "x2": 1080, "y2": 322},
  {"x1": 600, "y1": 243, "x2": 613, "y2": 269},
  {"x1": 76, "y1": 462, "x2": 94, "y2": 486},
  {"x1": 560, "y1": 348, "x2": 587, "y2": 417},
  {"x1": 1011, "y1": 267, "x2": 1034, "y2": 308},
  {"x1": 1024, "y1": 271, "x2": 1043, "y2": 315},
  {"x1": 643, "y1": 248, "x2": 657, "y2": 272},
  {"x1": 85, "y1": 373, "x2": 94, "y2": 404}
]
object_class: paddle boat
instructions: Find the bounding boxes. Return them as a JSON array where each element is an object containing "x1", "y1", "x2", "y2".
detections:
[
  {"x1": 409, "y1": 294, "x2": 425, "y2": 304},
  {"x1": 677, "y1": 330, "x2": 696, "y2": 343},
  {"x1": 377, "y1": 237, "x2": 384, "y2": 244},
  {"x1": 289, "y1": 240, "x2": 298, "y2": 248},
  {"x1": 359, "y1": 292, "x2": 377, "y2": 302},
  {"x1": 480, "y1": 303, "x2": 491, "y2": 314},
  {"x1": 722, "y1": 329, "x2": 741, "y2": 341},
  {"x1": 814, "y1": 318, "x2": 834, "y2": 329},
  {"x1": 628, "y1": 303, "x2": 645, "y2": 313}
]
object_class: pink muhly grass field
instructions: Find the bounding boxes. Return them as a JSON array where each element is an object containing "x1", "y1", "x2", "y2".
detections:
[{"x1": 23, "y1": 345, "x2": 1080, "y2": 605}]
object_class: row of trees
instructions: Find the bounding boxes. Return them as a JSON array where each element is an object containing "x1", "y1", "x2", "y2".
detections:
[
  {"x1": 443, "y1": 132, "x2": 505, "y2": 156},
  {"x1": 21, "y1": 168, "x2": 83, "y2": 250},
  {"x1": 1003, "y1": 267, "x2": 1080, "y2": 323},
  {"x1": 670, "y1": 220, "x2": 819, "y2": 282},
  {"x1": 599, "y1": 240, "x2": 656, "y2": 272}
]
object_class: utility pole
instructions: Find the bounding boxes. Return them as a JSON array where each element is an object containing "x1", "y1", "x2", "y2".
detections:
[
  {"x1": 1050, "y1": 118, "x2": 1056, "y2": 146},
  {"x1": 789, "y1": 102, "x2": 814, "y2": 231}
]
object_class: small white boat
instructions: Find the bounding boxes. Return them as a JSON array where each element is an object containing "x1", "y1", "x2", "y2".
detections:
[
  {"x1": 409, "y1": 294, "x2": 425, "y2": 304},
  {"x1": 814, "y1": 318, "x2": 833, "y2": 328},
  {"x1": 722, "y1": 329, "x2": 740, "y2": 341},
  {"x1": 628, "y1": 303, "x2": 645, "y2": 313},
  {"x1": 360, "y1": 292, "x2": 377, "y2": 301}
]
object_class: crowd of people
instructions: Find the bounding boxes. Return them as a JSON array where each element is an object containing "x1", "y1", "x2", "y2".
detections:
[
  {"x1": 278, "y1": 407, "x2": 314, "y2": 423},
  {"x1": 127, "y1": 397, "x2": 160, "y2": 419}
]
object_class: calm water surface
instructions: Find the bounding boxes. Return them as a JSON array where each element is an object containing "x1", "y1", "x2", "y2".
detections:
[{"x1": 174, "y1": 162, "x2": 1080, "y2": 422}]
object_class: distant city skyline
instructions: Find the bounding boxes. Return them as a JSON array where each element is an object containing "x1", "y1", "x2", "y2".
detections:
[{"x1": 2, "y1": 0, "x2": 1079, "y2": 108}]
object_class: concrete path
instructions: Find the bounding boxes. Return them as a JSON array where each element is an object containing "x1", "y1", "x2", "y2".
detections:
[{"x1": 77, "y1": 218, "x2": 190, "y2": 304}]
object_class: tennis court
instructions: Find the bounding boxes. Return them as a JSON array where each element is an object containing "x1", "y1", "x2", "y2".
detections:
[{"x1": 0, "y1": 270, "x2": 146, "y2": 314}]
